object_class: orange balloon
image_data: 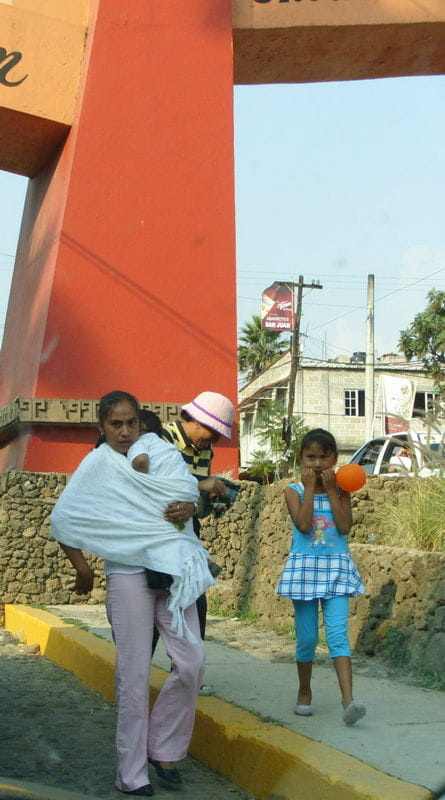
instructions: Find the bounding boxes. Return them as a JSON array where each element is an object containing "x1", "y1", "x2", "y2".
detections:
[{"x1": 336, "y1": 463, "x2": 366, "y2": 492}]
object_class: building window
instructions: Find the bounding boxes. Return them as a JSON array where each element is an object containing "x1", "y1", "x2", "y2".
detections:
[
  {"x1": 413, "y1": 391, "x2": 437, "y2": 418},
  {"x1": 344, "y1": 389, "x2": 365, "y2": 417},
  {"x1": 242, "y1": 414, "x2": 254, "y2": 437},
  {"x1": 275, "y1": 387, "x2": 287, "y2": 411}
]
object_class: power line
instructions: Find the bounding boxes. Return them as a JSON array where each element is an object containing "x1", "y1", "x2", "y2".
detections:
[
  {"x1": 309, "y1": 266, "x2": 445, "y2": 333},
  {"x1": 237, "y1": 254, "x2": 445, "y2": 278}
]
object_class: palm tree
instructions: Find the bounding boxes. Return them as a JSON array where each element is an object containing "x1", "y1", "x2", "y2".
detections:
[{"x1": 238, "y1": 315, "x2": 288, "y2": 381}]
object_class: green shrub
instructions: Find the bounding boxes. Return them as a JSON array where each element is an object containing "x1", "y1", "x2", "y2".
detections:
[
  {"x1": 207, "y1": 591, "x2": 232, "y2": 617},
  {"x1": 374, "y1": 475, "x2": 445, "y2": 551},
  {"x1": 380, "y1": 626, "x2": 406, "y2": 667}
]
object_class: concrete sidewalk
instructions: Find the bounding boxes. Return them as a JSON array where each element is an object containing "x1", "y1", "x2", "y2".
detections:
[{"x1": 6, "y1": 604, "x2": 444, "y2": 800}]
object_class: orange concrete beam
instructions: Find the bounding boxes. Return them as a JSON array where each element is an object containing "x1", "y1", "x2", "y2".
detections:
[
  {"x1": 0, "y1": 0, "x2": 88, "y2": 175},
  {"x1": 1, "y1": 1, "x2": 444, "y2": 171},
  {"x1": 232, "y1": 0, "x2": 445, "y2": 84}
]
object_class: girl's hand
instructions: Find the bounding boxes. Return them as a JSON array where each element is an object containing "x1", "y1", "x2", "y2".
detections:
[
  {"x1": 321, "y1": 468, "x2": 337, "y2": 491},
  {"x1": 164, "y1": 501, "x2": 195, "y2": 526},
  {"x1": 300, "y1": 467, "x2": 316, "y2": 491}
]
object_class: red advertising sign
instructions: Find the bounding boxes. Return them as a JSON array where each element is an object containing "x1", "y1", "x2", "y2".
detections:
[{"x1": 261, "y1": 282, "x2": 293, "y2": 331}]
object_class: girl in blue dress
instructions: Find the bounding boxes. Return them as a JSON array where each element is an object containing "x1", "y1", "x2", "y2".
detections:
[{"x1": 276, "y1": 428, "x2": 366, "y2": 725}]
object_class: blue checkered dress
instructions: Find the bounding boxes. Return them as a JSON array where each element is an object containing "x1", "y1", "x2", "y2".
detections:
[{"x1": 276, "y1": 483, "x2": 365, "y2": 601}]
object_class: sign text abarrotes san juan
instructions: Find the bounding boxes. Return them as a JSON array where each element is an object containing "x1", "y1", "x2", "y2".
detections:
[
  {"x1": 0, "y1": 48, "x2": 27, "y2": 86},
  {"x1": 254, "y1": 0, "x2": 346, "y2": 3}
]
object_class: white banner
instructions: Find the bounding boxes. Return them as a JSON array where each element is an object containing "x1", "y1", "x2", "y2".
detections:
[{"x1": 380, "y1": 375, "x2": 416, "y2": 434}]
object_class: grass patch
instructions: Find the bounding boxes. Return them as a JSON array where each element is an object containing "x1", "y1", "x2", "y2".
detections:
[
  {"x1": 237, "y1": 604, "x2": 259, "y2": 624},
  {"x1": 373, "y1": 475, "x2": 445, "y2": 551},
  {"x1": 380, "y1": 626, "x2": 407, "y2": 668},
  {"x1": 58, "y1": 616, "x2": 90, "y2": 631},
  {"x1": 207, "y1": 593, "x2": 233, "y2": 618},
  {"x1": 272, "y1": 623, "x2": 296, "y2": 640},
  {"x1": 379, "y1": 626, "x2": 445, "y2": 691},
  {"x1": 418, "y1": 671, "x2": 445, "y2": 691}
]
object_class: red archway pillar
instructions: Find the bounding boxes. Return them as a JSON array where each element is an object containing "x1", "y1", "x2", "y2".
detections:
[{"x1": 0, "y1": 0, "x2": 237, "y2": 474}]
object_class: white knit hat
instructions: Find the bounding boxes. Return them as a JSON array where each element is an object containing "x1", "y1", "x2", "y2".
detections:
[{"x1": 181, "y1": 392, "x2": 234, "y2": 439}]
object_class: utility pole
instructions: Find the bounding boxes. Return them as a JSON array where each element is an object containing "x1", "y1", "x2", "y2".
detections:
[
  {"x1": 365, "y1": 274, "x2": 375, "y2": 439},
  {"x1": 279, "y1": 275, "x2": 323, "y2": 443}
]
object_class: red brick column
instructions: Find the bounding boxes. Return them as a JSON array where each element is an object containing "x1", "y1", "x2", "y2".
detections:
[{"x1": 0, "y1": 0, "x2": 237, "y2": 474}]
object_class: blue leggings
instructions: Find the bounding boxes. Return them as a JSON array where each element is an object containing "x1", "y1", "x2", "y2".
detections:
[{"x1": 292, "y1": 596, "x2": 351, "y2": 662}]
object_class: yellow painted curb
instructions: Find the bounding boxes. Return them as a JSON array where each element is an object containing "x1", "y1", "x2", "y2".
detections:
[
  {"x1": 4, "y1": 605, "x2": 116, "y2": 701},
  {"x1": 3, "y1": 605, "x2": 429, "y2": 800},
  {"x1": 0, "y1": 776, "x2": 100, "y2": 800}
]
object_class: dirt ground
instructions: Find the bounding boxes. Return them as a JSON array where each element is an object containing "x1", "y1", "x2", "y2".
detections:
[{"x1": 0, "y1": 626, "x2": 255, "y2": 800}]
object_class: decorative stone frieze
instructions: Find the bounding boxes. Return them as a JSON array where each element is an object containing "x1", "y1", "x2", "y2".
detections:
[{"x1": 0, "y1": 397, "x2": 182, "y2": 445}]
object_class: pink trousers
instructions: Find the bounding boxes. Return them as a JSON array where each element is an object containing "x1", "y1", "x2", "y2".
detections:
[{"x1": 106, "y1": 571, "x2": 204, "y2": 791}]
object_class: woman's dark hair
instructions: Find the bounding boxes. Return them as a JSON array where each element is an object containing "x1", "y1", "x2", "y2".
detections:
[
  {"x1": 300, "y1": 428, "x2": 338, "y2": 457},
  {"x1": 95, "y1": 390, "x2": 140, "y2": 447}
]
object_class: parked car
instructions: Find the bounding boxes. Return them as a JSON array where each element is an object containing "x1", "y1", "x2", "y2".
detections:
[{"x1": 348, "y1": 430, "x2": 445, "y2": 477}]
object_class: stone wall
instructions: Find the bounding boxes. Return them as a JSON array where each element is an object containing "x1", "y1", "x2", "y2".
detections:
[
  {"x1": 0, "y1": 470, "x2": 444, "y2": 675},
  {"x1": 0, "y1": 470, "x2": 106, "y2": 605}
]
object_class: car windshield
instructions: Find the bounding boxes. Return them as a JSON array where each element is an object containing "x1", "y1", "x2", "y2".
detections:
[
  {"x1": 350, "y1": 440, "x2": 386, "y2": 475},
  {"x1": 423, "y1": 440, "x2": 445, "y2": 464},
  {"x1": 380, "y1": 438, "x2": 413, "y2": 474}
]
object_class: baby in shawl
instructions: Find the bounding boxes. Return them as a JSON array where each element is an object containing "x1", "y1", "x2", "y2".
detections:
[
  {"x1": 128, "y1": 431, "x2": 197, "y2": 531},
  {"x1": 51, "y1": 440, "x2": 214, "y2": 641}
]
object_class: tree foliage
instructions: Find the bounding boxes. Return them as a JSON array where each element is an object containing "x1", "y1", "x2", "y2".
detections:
[
  {"x1": 244, "y1": 449, "x2": 275, "y2": 484},
  {"x1": 245, "y1": 398, "x2": 308, "y2": 482},
  {"x1": 399, "y1": 289, "x2": 445, "y2": 394},
  {"x1": 238, "y1": 315, "x2": 288, "y2": 381}
]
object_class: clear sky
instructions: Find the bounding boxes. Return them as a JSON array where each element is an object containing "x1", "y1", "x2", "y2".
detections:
[{"x1": 1, "y1": 75, "x2": 444, "y2": 365}]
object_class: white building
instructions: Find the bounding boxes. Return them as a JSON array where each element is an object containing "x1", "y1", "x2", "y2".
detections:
[{"x1": 239, "y1": 351, "x2": 442, "y2": 469}]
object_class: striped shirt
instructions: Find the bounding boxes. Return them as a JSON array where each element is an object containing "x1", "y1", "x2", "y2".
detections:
[{"x1": 162, "y1": 420, "x2": 213, "y2": 481}]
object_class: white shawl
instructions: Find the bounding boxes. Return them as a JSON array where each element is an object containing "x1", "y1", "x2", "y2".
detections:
[{"x1": 50, "y1": 444, "x2": 214, "y2": 640}]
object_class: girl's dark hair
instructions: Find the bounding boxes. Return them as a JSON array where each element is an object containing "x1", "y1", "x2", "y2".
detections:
[
  {"x1": 300, "y1": 428, "x2": 338, "y2": 456},
  {"x1": 95, "y1": 390, "x2": 140, "y2": 447}
]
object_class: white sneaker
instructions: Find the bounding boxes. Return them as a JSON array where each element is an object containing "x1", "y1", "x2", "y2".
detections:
[
  {"x1": 342, "y1": 701, "x2": 366, "y2": 725},
  {"x1": 199, "y1": 683, "x2": 215, "y2": 696}
]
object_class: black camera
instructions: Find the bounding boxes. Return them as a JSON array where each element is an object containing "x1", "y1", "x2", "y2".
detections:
[{"x1": 200, "y1": 478, "x2": 240, "y2": 518}]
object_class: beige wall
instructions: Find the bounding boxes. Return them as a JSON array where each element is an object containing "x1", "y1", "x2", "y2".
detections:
[
  {"x1": 0, "y1": 0, "x2": 88, "y2": 25},
  {"x1": 0, "y1": 1, "x2": 89, "y2": 174}
]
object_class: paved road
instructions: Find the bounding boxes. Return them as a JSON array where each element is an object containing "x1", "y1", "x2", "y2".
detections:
[{"x1": 0, "y1": 627, "x2": 255, "y2": 800}]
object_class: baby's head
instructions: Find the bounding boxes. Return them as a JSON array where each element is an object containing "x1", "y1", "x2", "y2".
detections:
[{"x1": 139, "y1": 409, "x2": 163, "y2": 437}]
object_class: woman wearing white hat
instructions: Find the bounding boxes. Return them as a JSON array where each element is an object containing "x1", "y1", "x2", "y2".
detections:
[
  {"x1": 160, "y1": 391, "x2": 235, "y2": 694},
  {"x1": 163, "y1": 389, "x2": 235, "y2": 523}
]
